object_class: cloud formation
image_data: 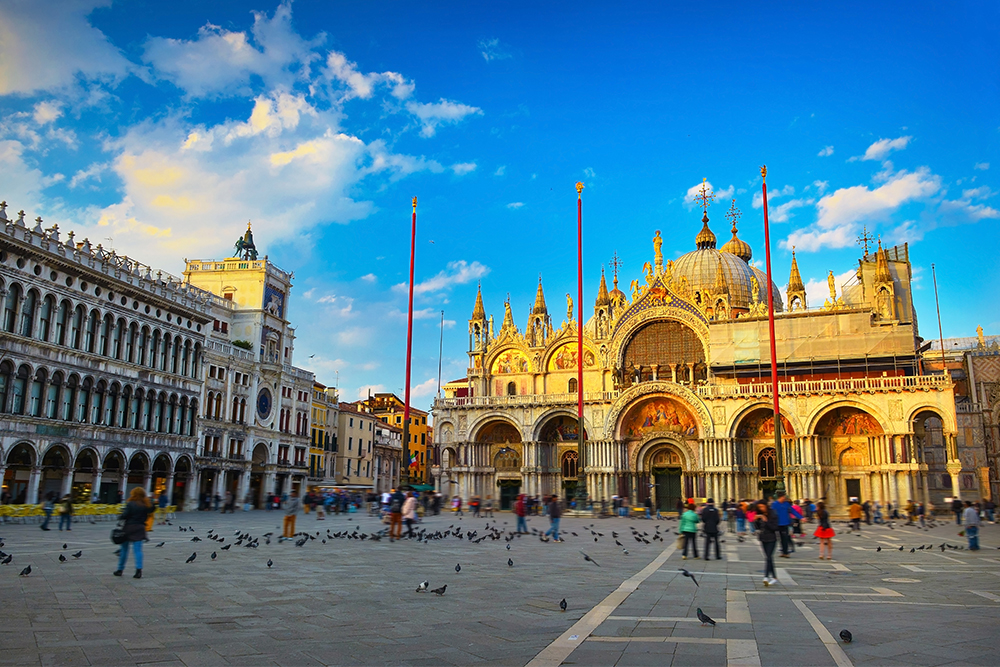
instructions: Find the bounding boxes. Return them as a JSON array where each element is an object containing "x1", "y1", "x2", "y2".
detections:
[
  {"x1": 406, "y1": 99, "x2": 483, "y2": 137},
  {"x1": 395, "y1": 260, "x2": 490, "y2": 296},
  {"x1": 817, "y1": 145, "x2": 834, "y2": 157},
  {"x1": 478, "y1": 38, "x2": 512, "y2": 62},
  {"x1": 849, "y1": 136, "x2": 911, "y2": 162}
]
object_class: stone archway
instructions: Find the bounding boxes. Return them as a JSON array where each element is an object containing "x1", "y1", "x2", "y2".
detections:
[
  {"x1": 814, "y1": 405, "x2": 884, "y2": 510},
  {"x1": 40, "y1": 444, "x2": 72, "y2": 501},
  {"x1": 640, "y1": 439, "x2": 689, "y2": 512},
  {"x1": 3, "y1": 442, "x2": 37, "y2": 503}
]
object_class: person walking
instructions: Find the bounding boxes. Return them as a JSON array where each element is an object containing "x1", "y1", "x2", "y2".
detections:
[
  {"x1": 772, "y1": 493, "x2": 800, "y2": 557},
  {"x1": 483, "y1": 495, "x2": 494, "y2": 518},
  {"x1": 388, "y1": 488, "x2": 405, "y2": 542},
  {"x1": 58, "y1": 494, "x2": 73, "y2": 531},
  {"x1": 515, "y1": 494, "x2": 528, "y2": 534},
  {"x1": 114, "y1": 487, "x2": 151, "y2": 579},
  {"x1": 680, "y1": 503, "x2": 700, "y2": 560},
  {"x1": 544, "y1": 495, "x2": 563, "y2": 542},
  {"x1": 953, "y1": 497, "x2": 964, "y2": 524},
  {"x1": 281, "y1": 491, "x2": 301, "y2": 540},
  {"x1": 402, "y1": 491, "x2": 418, "y2": 539},
  {"x1": 755, "y1": 500, "x2": 779, "y2": 586},
  {"x1": 157, "y1": 489, "x2": 169, "y2": 524},
  {"x1": 702, "y1": 498, "x2": 722, "y2": 560},
  {"x1": 814, "y1": 501, "x2": 835, "y2": 560},
  {"x1": 963, "y1": 501, "x2": 982, "y2": 550},
  {"x1": 848, "y1": 498, "x2": 863, "y2": 533},
  {"x1": 40, "y1": 492, "x2": 55, "y2": 531}
]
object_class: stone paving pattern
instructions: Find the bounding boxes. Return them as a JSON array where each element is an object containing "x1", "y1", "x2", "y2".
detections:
[{"x1": 1, "y1": 510, "x2": 999, "y2": 666}]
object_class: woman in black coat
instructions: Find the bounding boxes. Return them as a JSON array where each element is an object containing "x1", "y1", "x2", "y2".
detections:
[
  {"x1": 754, "y1": 501, "x2": 780, "y2": 586},
  {"x1": 115, "y1": 487, "x2": 151, "y2": 579}
]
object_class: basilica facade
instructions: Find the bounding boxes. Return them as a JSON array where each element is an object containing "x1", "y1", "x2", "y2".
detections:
[{"x1": 432, "y1": 207, "x2": 963, "y2": 514}]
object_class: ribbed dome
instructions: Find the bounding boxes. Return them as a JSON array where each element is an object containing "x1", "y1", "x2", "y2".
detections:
[
  {"x1": 720, "y1": 223, "x2": 752, "y2": 263},
  {"x1": 695, "y1": 213, "x2": 717, "y2": 250},
  {"x1": 671, "y1": 250, "x2": 783, "y2": 312},
  {"x1": 750, "y1": 266, "x2": 784, "y2": 311}
]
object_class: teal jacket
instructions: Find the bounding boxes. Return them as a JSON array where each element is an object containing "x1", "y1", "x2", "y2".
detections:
[{"x1": 680, "y1": 509, "x2": 700, "y2": 533}]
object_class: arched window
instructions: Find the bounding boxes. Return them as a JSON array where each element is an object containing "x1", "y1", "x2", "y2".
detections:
[
  {"x1": 144, "y1": 392, "x2": 154, "y2": 431},
  {"x1": 150, "y1": 330, "x2": 161, "y2": 368},
  {"x1": 20, "y1": 290, "x2": 37, "y2": 337},
  {"x1": 28, "y1": 368, "x2": 45, "y2": 417},
  {"x1": 126, "y1": 323, "x2": 137, "y2": 362},
  {"x1": 181, "y1": 340, "x2": 191, "y2": 376},
  {"x1": 111, "y1": 384, "x2": 124, "y2": 426},
  {"x1": 11, "y1": 364, "x2": 29, "y2": 414},
  {"x1": 84, "y1": 310, "x2": 99, "y2": 353},
  {"x1": 214, "y1": 393, "x2": 222, "y2": 420},
  {"x1": 70, "y1": 305, "x2": 84, "y2": 349},
  {"x1": 112, "y1": 318, "x2": 125, "y2": 359},
  {"x1": 153, "y1": 395, "x2": 164, "y2": 432},
  {"x1": 494, "y1": 447, "x2": 521, "y2": 470},
  {"x1": 562, "y1": 451, "x2": 579, "y2": 478},
  {"x1": 45, "y1": 372, "x2": 62, "y2": 419},
  {"x1": 137, "y1": 327, "x2": 148, "y2": 365},
  {"x1": 160, "y1": 335, "x2": 171, "y2": 371},
  {"x1": 179, "y1": 397, "x2": 189, "y2": 434},
  {"x1": 506, "y1": 381, "x2": 517, "y2": 396},
  {"x1": 38, "y1": 295, "x2": 54, "y2": 342},
  {"x1": 120, "y1": 386, "x2": 131, "y2": 427},
  {"x1": 0, "y1": 361, "x2": 11, "y2": 413},
  {"x1": 567, "y1": 377, "x2": 578, "y2": 393},
  {"x1": 55, "y1": 300, "x2": 70, "y2": 345},
  {"x1": 77, "y1": 377, "x2": 92, "y2": 422},
  {"x1": 232, "y1": 396, "x2": 240, "y2": 422},
  {"x1": 188, "y1": 401, "x2": 197, "y2": 436},
  {"x1": 99, "y1": 313, "x2": 113, "y2": 356},
  {"x1": 3, "y1": 283, "x2": 22, "y2": 332},
  {"x1": 170, "y1": 338, "x2": 180, "y2": 374},
  {"x1": 130, "y1": 389, "x2": 142, "y2": 429},
  {"x1": 239, "y1": 398, "x2": 246, "y2": 424},
  {"x1": 92, "y1": 380, "x2": 107, "y2": 425},
  {"x1": 191, "y1": 343, "x2": 201, "y2": 378},
  {"x1": 758, "y1": 448, "x2": 776, "y2": 478},
  {"x1": 61, "y1": 375, "x2": 77, "y2": 421}
]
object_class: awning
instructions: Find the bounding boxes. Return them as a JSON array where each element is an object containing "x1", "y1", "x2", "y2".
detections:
[{"x1": 408, "y1": 484, "x2": 435, "y2": 492}]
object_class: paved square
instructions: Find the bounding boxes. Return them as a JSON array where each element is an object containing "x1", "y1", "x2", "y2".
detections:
[{"x1": 2, "y1": 511, "x2": 999, "y2": 666}]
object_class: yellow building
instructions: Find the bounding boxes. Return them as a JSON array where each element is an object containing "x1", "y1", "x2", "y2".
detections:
[
  {"x1": 309, "y1": 382, "x2": 338, "y2": 486},
  {"x1": 360, "y1": 393, "x2": 429, "y2": 482}
]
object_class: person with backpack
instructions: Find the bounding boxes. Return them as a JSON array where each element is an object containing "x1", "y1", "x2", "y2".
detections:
[
  {"x1": 58, "y1": 494, "x2": 73, "y2": 531},
  {"x1": 388, "y1": 488, "x2": 405, "y2": 542},
  {"x1": 701, "y1": 498, "x2": 722, "y2": 560}
]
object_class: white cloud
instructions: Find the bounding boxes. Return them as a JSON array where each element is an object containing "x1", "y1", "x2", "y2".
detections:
[
  {"x1": 583, "y1": 167, "x2": 596, "y2": 179},
  {"x1": 768, "y1": 198, "x2": 815, "y2": 223},
  {"x1": 812, "y1": 180, "x2": 829, "y2": 194},
  {"x1": 32, "y1": 102, "x2": 63, "y2": 125},
  {"x1": 478, "y1": 38, "x2": 512, "y2": 62},
  {"x1": 752, "y1": 185, "x2": 794, "y2": 209},
  {"x1": 715, "y1": 184, "x2": 735, "y2": 202},
  {"x1": 451, "y1": 162, "x2": 477, "y2": 175},
  {"x1": 494, "y1": 165, "x2": 506, "y2": 176},
  {"x1": 68, "y1": 161, "x2": 108, "y2": 188},
  {"x1": 322, "y1": 50, "x2": 413, "y2": 101},
  {"x1": 338, "y1": 327, "x2": 371, "y2": 346},
  {"x1": 974, "y1": 162, "x2": 989, "y2": 171},
  {"x1": 394, "y1": 260, "x2": 490, "y2": 295},
  {"x1": 817, "y1": 146, "x2": 834, "y2": 157},
  {"x1": 143, "y1": 1, "x2": 323, "y2": 98},
  {"x1": 962, "y1": 186, "x2": 994, "y2": 200},
  {"x1": 356, "y1": 384, "x2": 385, "y2": 399},
  {"x1": 784, "y1": 166, "x2": 941, "y2": 251},
  {"x1": 849, "y1": 136, "x2": 912, "y2": 162},
  {"x1": 406, "y1": 98, "x2": 483, "y2": 137},
  {"x1": 411, "y1": 377, "x2": 438, "y2": 397},
  {"x1": 804, "y1": 269, "x2": 857, "y2": 310},
  {"x1": 0, "y1": 0, "x2": 131, "y2": 95},
  {"x1": 506, "y1": 202, "x2": 524, "y2": 209},
  {"x1": 359, "y1": 273, "x2": 377, "y2": 283}
]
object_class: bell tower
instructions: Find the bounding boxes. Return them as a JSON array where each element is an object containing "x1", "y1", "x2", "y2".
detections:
[{"x1": 469, "y1": 282, "x2": 488, "y2": 371}]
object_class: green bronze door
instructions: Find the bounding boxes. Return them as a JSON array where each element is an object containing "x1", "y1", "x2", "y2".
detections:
[{"x1": 653, "y1": 468, "x2": 682, "y2": 512}]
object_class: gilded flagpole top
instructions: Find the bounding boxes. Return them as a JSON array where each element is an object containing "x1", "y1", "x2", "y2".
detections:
[
  {"x1": 760, "y1": 165, "x2": 767, "y2": 182},
  {"x1": 576, "y1": 182, "x2": 584, "y2": 197},
  {"x1": 412, "y1": 196, "x2": 418, "y2": 210}
]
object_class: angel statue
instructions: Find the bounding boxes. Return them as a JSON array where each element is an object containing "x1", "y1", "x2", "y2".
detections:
[{"x1": 566, "y1": 293, "x2": 574, "y2": 322}]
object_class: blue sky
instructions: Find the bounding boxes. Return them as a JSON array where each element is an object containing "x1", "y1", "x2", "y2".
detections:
[{"x1": 0, "y1": 0, "x2": 997, "y2": 410}]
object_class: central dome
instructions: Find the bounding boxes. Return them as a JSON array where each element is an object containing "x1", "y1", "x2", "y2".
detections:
[{"x1": 671, "y1": 215, "x2": 783, "y2": 312}]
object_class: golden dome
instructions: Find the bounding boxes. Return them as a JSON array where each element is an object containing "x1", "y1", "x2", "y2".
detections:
[
  {"x1": 695, "y1": 213, "x2": 717, "y2": 250},
  {"x1": 720, "y1": 222, "x2": 752, "y2": 263}
]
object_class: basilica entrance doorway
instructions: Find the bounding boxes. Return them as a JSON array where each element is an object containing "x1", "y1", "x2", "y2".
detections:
[
  {"x1": 652, "y1": 468, "x2": 681, "y2": 512},
  {"x1": 845, "y1": 478, "x2": 861, "y2": 503},
  {"x1": 499, "y1": 481, "x2": 520, "y2": 510}
]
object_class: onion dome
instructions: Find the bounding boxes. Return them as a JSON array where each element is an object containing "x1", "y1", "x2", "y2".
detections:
[
  {"x1": 471, "y1": 283, "x2": 485, "y2": 321},
  {"x1": 720, "y1": 222, "x2": 752, "y2": 263},
  {"x1": 532, "y1": 276, "x2": 548, "y2": 315},
  {"x1": 595, "y1": 268, "x2": 610, "y2": 307},
  {"x1": 695, "y1": 213, "x2": 717, "y2": 250}
]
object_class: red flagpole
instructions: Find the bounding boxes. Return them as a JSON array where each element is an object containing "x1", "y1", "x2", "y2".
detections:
[
  {"x1": 761, "y1": 166, "x2": 785, "y2": 497},
  {"x1": 402, "y1": 197, "x2": 417, "y2": 485},
  {"x1": 575, "y1": 181, "x2": 586, "y2": 508}
]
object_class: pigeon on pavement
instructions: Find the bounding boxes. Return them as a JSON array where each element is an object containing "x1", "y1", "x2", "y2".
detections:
[
  {"x1": 559, "y1": 598, "x2": 567, "y2": 612},
  {"x1": 19, "y1": 565, "x2": 31, "y2": 576},
  {"x1": 840, "y1": 629, "x2": 852, "y2": 643},
  {"x1": 431, "y1": 585, "x2": 447, "y2": 596},
  {"x1": 416, "y1": 581, "x2": 429, "y2": 592},
  {"x1": 58, "y1": 554, "x2": 66, "y2": 563},
  {"x1": 186, "y1": 552, "x2": 197, "y2": 563},
  {"x1": 697, "y1": 608, "x2": 716, "y2": 626},
  {"x1": 72, "y1": 551, "x2": 82, "y2": 558}
]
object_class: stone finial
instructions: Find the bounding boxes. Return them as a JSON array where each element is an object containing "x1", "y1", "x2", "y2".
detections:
[
  {"x1": 15, "y1": 210, "x2": 26, "y2": 227},
  {"x1": 0, "y1": 201, "x2": 7, "y2": 221},
  {"x1": 47, "y1": 223, "x2": 59, "y2": 242},
  {"x1": 33, "y1": 216, "x2": 43, "y2": 233},
  {"x1": 81, "y1": 238, "x2": 92, "y2": 253}
]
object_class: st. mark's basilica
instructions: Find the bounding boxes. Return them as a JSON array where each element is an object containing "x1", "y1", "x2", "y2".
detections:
[{"x1": 433, "y1": 196, "x2": 969, "y2": 514}]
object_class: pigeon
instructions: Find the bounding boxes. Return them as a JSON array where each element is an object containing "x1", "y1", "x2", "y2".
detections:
[
  {"x1": 508, "y1": 558, "x2": 514, "y2": 567},
  {"x1": 697, "y1": 608, "x2": 716, "y2": 626},
  {"x1": 898, "y1": 546, "x2": 904, "y2": 551},
  {"x1": 221, "y1": 544, "x2": 231, "y2": 551},
  {"x1": 186, "y1": 552, "x2": 197, "y2": 563},
  {"x1": 455, "y1": 563, "x2": 461, "y2": 573},
  {"x1": 840, "y1": 629, "x2": 852, "y2": 643},
  {"x1": 416, "y1": 581, "x2": 429, "y2": 592},
  {"x1": 62, "y1": 543, "x2": 67, "y2": 549},
  {"x1": 876, "y1": 547, "x2": 881, "y2": 552},
  {"x1": 431, "y1": 585, "x2": 447, "y2": 596},
  {"x1": 154, "y1": 542, "x2": 165, "y2": 548},
  {"x1": 211, "y1": 552, "x2": 217, "y2": 560},
  {"x1": 191, "y1": 537, "x2": 202, "y2": 542},
  {"x1": 910, "y1": 548, "x2": 915, "y2": 553},
  {"x1": 19, "y1": 565, "x2": 31, "y2": 576},
  {"x1": 58, "y1": 554, "x2": 66, "y2": 563},
  {"x1": 506, "y1": 544, "x2": 511, "y2": 551},
  {"x1": 267, "y1": 559, "x2": 273, "y2": 568},
  {"x1": 580, "y1": 551, "x2": 601, "y2": 567},
  {"x1": 679, "y1": 568, "x2": 699, "y2": 587},
  {"x1": 71, "y1": 551, "x2": 82, "y2": 559},
  {"x1": 559, "y1": 598, "x2": 567, "y2": 612}
]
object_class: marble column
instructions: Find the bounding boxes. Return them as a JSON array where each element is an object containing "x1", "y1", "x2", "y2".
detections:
[
  {"x1": 27, "y1": 467, "x2": 42, "y2": 504},
  {"x1": 238, "y1": 468, "x2": 251, "y2": 506},
  {"x1": 186, "y1": 470, "x2": 200, "y2": 510},
  {"x1": 165, "y1": 471, "x2": 175, "y2": 505},
  {"x1": 91, "y1": 468, "x2": 103, "y2": 503},
  {"x1": 61, "y1": 467, "x2": 74, "y2": 497},
  {"x1": 143, "y1": 471, "x2": 153, "y2": 495}
]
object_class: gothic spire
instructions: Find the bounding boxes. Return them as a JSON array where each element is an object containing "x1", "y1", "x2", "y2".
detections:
[
  {"x1": 874, "y1": 238, "x2": 892, "y2": 283},
  {"x1": 471, "y1": 282, "x2": 485, "y2": 321},
  {"x1": 788, "y1": 249, "x2": 805, "y2": 293},
  {"x1": 532, "y1": 276, "x2": 548, "y2": 315},
  {"x1": 595, "y1": 267, "x2": 610, "y2": 307}
]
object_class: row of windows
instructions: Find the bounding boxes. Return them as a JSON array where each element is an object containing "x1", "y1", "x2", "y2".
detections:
[
  {"x1": 202, "y1": 435, "x2": 243, "y2": 458},
  {"x1": 347, "y1": 436, "x2": 372, "y2": 453},
  {"x1": 278, "y1": 408, "x2": 308, "y2": 436},
  {"x1": 205, "y1": 392, "x2": 247, "y2": 424},
  {"x1": 0, "y1": 361, "x2": 198, "y2": 436},
  {"x1": 1, "y1": 282, "x2": 202, "y2": 379}
]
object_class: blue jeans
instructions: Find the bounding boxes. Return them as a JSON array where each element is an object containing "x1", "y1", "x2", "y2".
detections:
[
  {"x1": 736, "y1": 517, "x2": 746, "y2": 533},
  {"x1": 40, "y1": 508, "x2": 53, "y2": 529},
  {"x1": 546, "y1": 517, "x2": 560, "y2": 540},
  {"x1": 58, "y1": 514, "x2": 72, "y2": 530},
  {"x1": 967, "y1": 525, "x2": 980, "y2": 550},
  {"x1": 117, "y1": 539, "x2": 144, "y2": 570},
  {"x1": 516, "y1": 515, "x2": 527, "y2": 533}
]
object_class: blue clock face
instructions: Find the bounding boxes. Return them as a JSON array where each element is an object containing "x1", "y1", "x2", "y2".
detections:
[{"x1": 257, "y1": 388, "x2": 272, "y2": 420}]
